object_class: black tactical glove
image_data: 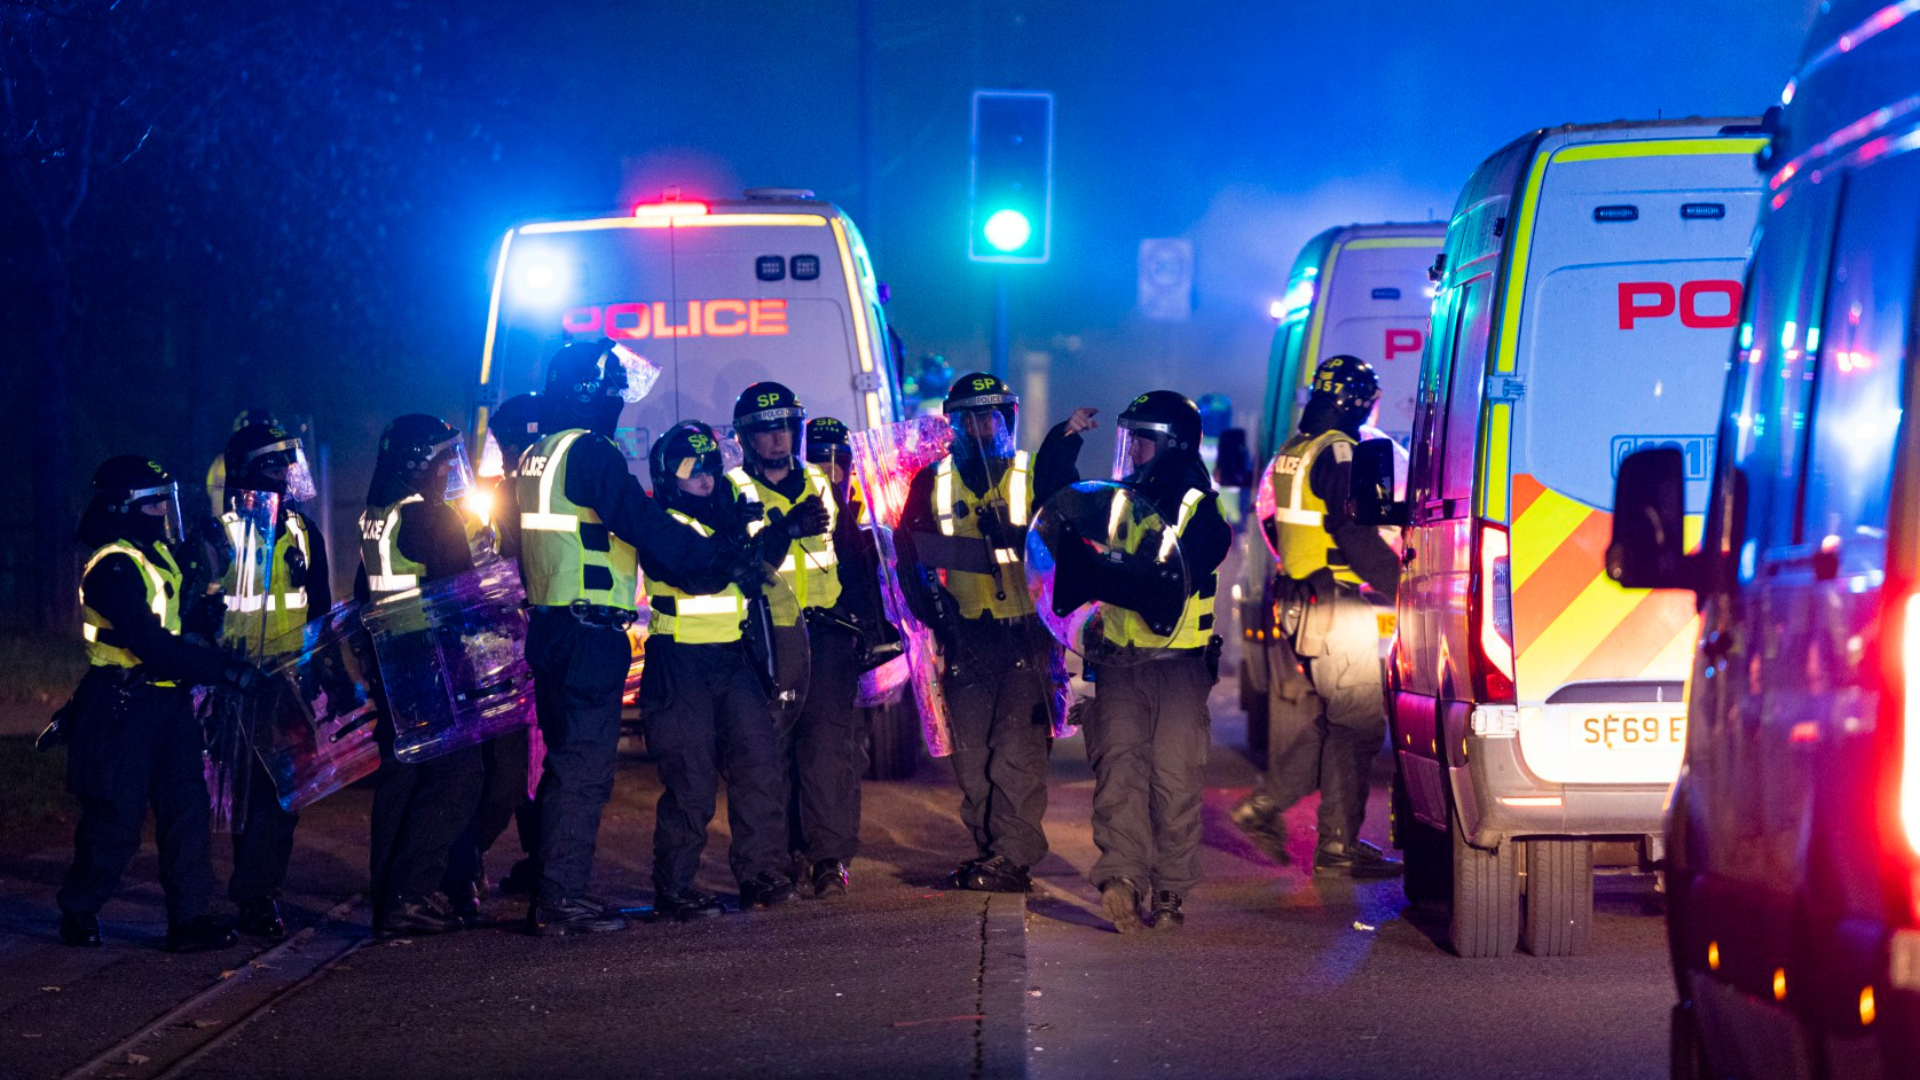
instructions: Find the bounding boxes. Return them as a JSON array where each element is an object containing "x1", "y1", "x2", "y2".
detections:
[
  {"x1": 284, "y1": 545, "x2": 309, "y2": 588},
  {"x1": 782, "y1": 495, "x2": 830, "y2": 539},
  {"x1": 224, "y1": 662, "x2": 274, "y2": 699}
]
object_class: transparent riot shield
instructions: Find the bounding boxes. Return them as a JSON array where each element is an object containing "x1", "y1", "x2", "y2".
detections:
[
  {"x1": 850, "y1": 417, "x2": 957, "y2": 755},
  {"x1": 251, "y1": 601, "x2": 383, "y2": 811},
  {"x1": 203, "y1": 489, "x2": 282, "y2": 831},
  {"x1": 1025, "y1": 480, "x2": 1191, "y2": 667},
  {"x1": 1254, "y1": 450, "x2": 1287, "y2": 565},
  {"x1": 360, "y1": 558, "x2": 536, "y2": 764}
]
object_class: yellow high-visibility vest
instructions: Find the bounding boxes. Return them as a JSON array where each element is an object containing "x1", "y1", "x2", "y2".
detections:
[
  {"x1": 1270, "y1": 429, "x2": 1362, "y2": 586},
  {"x1": 516, "y1": 429, "x2": 640, "y2": 610},
  {"x1": 932, "y1": 452, "x2": 1033, "y2": 620}
]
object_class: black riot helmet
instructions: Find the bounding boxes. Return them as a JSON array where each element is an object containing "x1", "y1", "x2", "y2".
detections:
[
  {"x1": 1304, "y1": 355, "x2": 1381, "y2": 435},
  {"x1": 733, "y1": 381, "x2": 805, "y2": 473},
  {"x1": 81, "y1": 455, "x2": 184, "y2": 548},
  {"x1": 805, "y1": 416, "x2": 854, "y2": 501},
  {"x1": 224, "y1": 422, "x2": 317, "y2": 503},
  {"x1": 944, "y1": 372, "x2": 1019, "y2": 458},
  {"x1": 544, "y1": 338, "x2": 648, "y2": 436},
  {"x1": 1114, "y1": 390, "x2": 1203, "y2": 485},
  {"x1": 649, "y1": 421, "x2": 727, "y2": 513},
  {"x1": 488, "y1": 392, "x2": 543, "y2": 473},
  {"x1": 371, "y1": 414, "x2": 471, "y2": 505}
]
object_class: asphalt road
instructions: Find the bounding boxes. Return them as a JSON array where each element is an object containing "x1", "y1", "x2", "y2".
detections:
[{"x1": 0, "y1": 680, "x2": 1674, "y2": 1080}]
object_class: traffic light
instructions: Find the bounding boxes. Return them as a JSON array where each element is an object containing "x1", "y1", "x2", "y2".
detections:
[{"x1": 969, "y1": 90, "x2": 1054, "y2": 264}]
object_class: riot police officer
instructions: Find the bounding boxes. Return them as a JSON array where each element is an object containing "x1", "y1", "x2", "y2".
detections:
[
  {"x1": 513, "y1": 340, "x2": 734, "y2": 935},
  {"x1": 443, "y1": 391, "x2": 543, "y2": 917},
  {"x1": 356, "y1": 414, "x2": 486, "y2": 937},
  {"x1": 895, "y1": 373, "x2": 1076, "y2": 892},
  {"x1": 1051, "y1": 392, "x2": 1231, "y2": 931},
  {"x1": 1232, "y1": 356, "x2": 1404, "y2": 878},
  {"x1": 57, "y1": 456, "x2": 265, "y2": 951},
  {"x1": 218, "y1": 423, "x2": 332, "y2": 940},
  {"x1": 729, "y1": 385, "x2": 854, "y2": 898},
  {"x1": 642, "y1": 422, "x2": 802, "y2": 917}
]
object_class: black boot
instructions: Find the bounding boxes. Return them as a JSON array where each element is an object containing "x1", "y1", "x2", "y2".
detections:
[
  {"x1": 654, "y1": 888, "x2": 726, "y2": 922},
  {"x1": 60, "y1": 910, "x2": 102, "y2": 948},
  {"x1": 959, "y1": 855, "x2": 1031, "y2": 893},
  {"x1": 498, "y1": 859, "x2": 538, "y2": 897},
  {"x1": 1230, "y1": 794, "x2": 1292, "y2": 866},
  {"x1": 809, "y1": 859, "x2": 849, "y2": 899},
  {"x1": 528, "y1": 895, "x2": 630, "y2": 936},
  {"x1": 447, "y1": 879, "x2": 486, "y2": 928},
  {"x1": 375, "y1": 895, "x2": 462, "y2": 939},
  {"x1": 739, "y1": 871, "x2": 798, "y2": 911},
  {"x1": 1100, "y1": 878, "x2": 1144, "y2": 934},
  {"x1": 236, "y1": 897, "x2": 288, "y2": 940},
  {"x1": 1313, "y1": 839, "x2": 1404, "y2": 879},
  {"x1": 1148, "y1": 890, "x2": 1185, "y2": 930},
  {"x1": 165, "y1": 914, "x2": 239, "y2": 953}
]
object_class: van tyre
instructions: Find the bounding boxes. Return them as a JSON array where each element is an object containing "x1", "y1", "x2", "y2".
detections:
[
  {"x1": 1669, "y1": 1001, "x2": 1709, "y2": 1080},
  {"x1": 864, "y1": 702, "x2": 919, "y2": 781},
  {"x1": 1522, "y1": 839, "x2": 1594, "y2": 956},
  {"x1": 1449, "y1": 819, "x2": 1519, "y2": 958}
]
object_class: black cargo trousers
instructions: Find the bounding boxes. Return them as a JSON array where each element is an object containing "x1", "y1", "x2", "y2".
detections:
[
  {"x1": 780, "y1": 618, "x2": 864, "y2": 864},
  {"x1": 58, "y1": 673, "x2": 217, "y2": 925},
  {"x1": 944, "y1": 616, "x2": 1055, "y2": 869},
  {"x1": 639, "y1": 634, "x2": 786, "y2": 894},
  {"x1": 1085, "y1": 653, "x2": 1212, "y2": 897},
  {"x1": 526, "y1": 608, "x2": 631, "y2": 903},
  {"x1": 1263, "y1": 580, "x2": 1385, "y2": 848}
]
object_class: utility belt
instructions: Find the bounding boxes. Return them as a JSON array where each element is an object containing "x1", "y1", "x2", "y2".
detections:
[{"x1": 541, "y1": 601, "x2": 638, "y2": 631}]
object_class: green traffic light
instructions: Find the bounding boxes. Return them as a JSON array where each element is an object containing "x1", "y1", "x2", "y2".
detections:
[{"x1": 983, "y1": 209, "x2": 1032, "y2": 253}]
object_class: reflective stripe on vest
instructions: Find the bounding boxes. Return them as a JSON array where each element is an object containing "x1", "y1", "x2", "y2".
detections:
[
  {"x1": 1106, "y1": 487, "x2": 1220, "y2": 650},
  {"x1": 929, "y1": 451, "x2": 1034, "y2": 620},
  {"x1": 732, "y1": 464, "x2": 841, "y2": 610},
  {"x1": 644, "y1": 511, "x2": 747, "y2": 643},
  {"x1": 360, "y1": 494, "x2": 426, "y2": 599},
  {"x1": 80, "y1": 542, "x2": 183, "y2": 670},
  {"x1": 516, "y1": 429, "x2": 641, "y2": 611},
  {"x1": 1273, "y1": 430, "x2": 1361, "y2": 585},
  {"x1": 221, "y1": 510, "x2": 312, "y2": 648}
]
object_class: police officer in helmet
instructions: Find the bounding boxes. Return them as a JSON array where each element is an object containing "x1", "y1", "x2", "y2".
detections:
[
  {"x1": 640, "y1": 421, "x2": 796, "y2": 916},
  {"x1": 1232, "y1": 356, "x2": 1404, "y2": 878},
  {"x1": 895, "y1": 373, "x2": 1077, "y2": 893},
  {"x1": 730, "y1": 384, "x2": 860, "y2": 899},
  {"x1": 56, "y1": 456, "x2": 268, "y2": 951},
  {"x1": 218, "y1": 422, "x2": 332, "y2": 940},
  {"x1": 443, "y1": 390, "x2": 544, "y2": 914},
  {"x1": 513, "y1": 339, "x2": 734, "y2": 934},
  {"x1": 356, "y1": 413, "x2": 486, "y2": 937},
  {"x1": 1053, "y1": 391, "x2": 1232, "y2": 931}
]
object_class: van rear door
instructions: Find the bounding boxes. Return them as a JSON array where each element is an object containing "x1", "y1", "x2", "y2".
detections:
[{"x1": 1498, "y1": 137, "x2": 1763, "y2": 781}]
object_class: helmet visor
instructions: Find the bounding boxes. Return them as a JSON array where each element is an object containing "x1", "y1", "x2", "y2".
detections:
[
  {"x1": 1111, "y1": 420, "x2": 1174, "y2": 481},
  {"x1": 610, "y1": 343, "x2": 661, "y2": 405},
  {"x1": 128, "y1": 481, "x2": 185, "y2": 547},
  {"x1": 430, "y1": 435, "x2": 476, "y2": 505},
  {"x1": 949, "y1": 407, "x2": 1016, "y2": 460},
  {"x1": 243, "y1": 437, "x2": 318, "y2": 503}
]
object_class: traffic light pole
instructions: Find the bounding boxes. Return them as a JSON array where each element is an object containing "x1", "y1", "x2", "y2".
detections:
[{"x1": 991, "y1": 269, "x2": 1010, "y2": 381}]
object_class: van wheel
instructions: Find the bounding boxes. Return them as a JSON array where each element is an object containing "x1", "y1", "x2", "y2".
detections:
[
  {"x1": 863, "y1": 702, "x2": 920, "y2": 780},
  {"x1": 1397, "y1": 776, "x2": 1450, "y2": 909},
  {"x1": 1522, "y1": 839, "x2": 1594, "y2": 956},
  {"x1": 1449, "y1": 820, "x2": 1519, "y2": 958},
  {"x1": 1669, "y1": 1001, "x2": 1708, "y2": 1080}
]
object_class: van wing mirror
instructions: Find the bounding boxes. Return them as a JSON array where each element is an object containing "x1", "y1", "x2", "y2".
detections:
[
  {"x1": 1214, "y1": 427, "x2": 1254, "y2": 489},
  {"x1": 1350, "y1": 438, "x2": 1407, "y2": 528},
  {"x1": 1607, "y1": 446, "x2": 1694, "y2": 591}
]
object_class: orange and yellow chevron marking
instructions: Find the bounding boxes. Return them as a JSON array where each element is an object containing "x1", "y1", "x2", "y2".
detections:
[{"x1": 1509, "y1": 474, "x2": 1702, "y2": 702}]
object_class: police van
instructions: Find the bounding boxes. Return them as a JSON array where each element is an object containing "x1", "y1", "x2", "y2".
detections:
[
  {"x1": 473, "y1": 189, "x2": 914, "y2": 773},
  {"x1": 1238, "y1": 222, "x2": 1444, "y2": 763},
  {"x1": 1609, "y1": 4, "x2": 1920, "y2": 1073},
  {"x1": 1383, "y1": 119, "x2": 1765, "y2": 958}
]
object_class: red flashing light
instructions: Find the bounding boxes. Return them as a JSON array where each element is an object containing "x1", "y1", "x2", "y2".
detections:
[
  {"x1": 634, "y1": 200, "x2": 710, "y2": 218},
  {"x1": 1472, "y1": 521, "x2": 1517, "y2": 703}
]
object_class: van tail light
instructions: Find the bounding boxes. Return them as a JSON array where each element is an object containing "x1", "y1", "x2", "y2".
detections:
[
  {"x1": 1901, "y1": 594, "x2": 1920, "y2": 858},
  {"x1": 1471, "y1": 520, "x2": 1517, "y2": 703}
]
